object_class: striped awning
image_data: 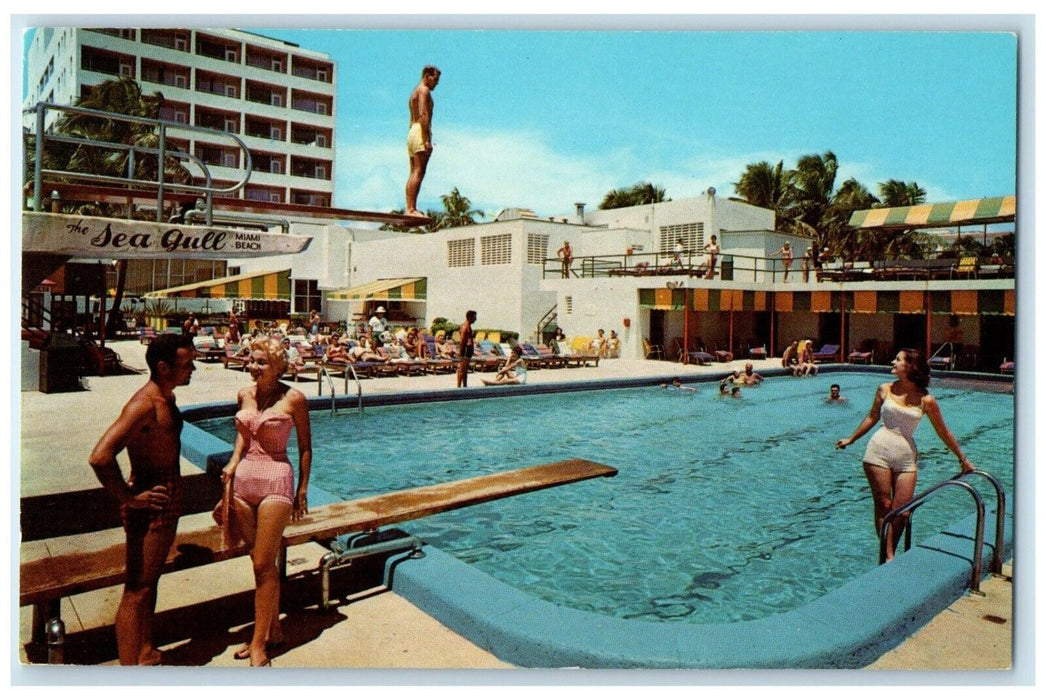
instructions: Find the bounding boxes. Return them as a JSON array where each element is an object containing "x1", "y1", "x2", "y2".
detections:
[
  {"x1": 326, "y1": 277, "x2": 427, "y2": 302},
  {"x1": 644, "y1": 288, "x2": 1014, "y2": 316},
  {"x1": 145, "y1": 269, "x2": 290, "y2": 300},
  {"x1": 848, "y1": 196, "x2": 1015, "y2": 231}
]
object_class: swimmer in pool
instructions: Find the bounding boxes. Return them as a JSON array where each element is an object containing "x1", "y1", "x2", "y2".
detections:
[
  {"x1": 661, "y1": 377, "x2": 696, "y2": 393},
  {"x1": 826, "y1": 384, "x2": 847, "y2": 403},
  {"x1": 835, "y1": 349, "x2": 976, "y2": 561}
]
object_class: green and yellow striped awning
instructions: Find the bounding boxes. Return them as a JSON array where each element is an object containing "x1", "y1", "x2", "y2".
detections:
[
  {"x1": 643, "y1": 288, "x2": 1013, "y2": 316},
  {"x1": 849, "y1": 196, "x2": 1015, "y2": 231},
  {"x1": 326, "y1": 277, "x2": 427, "y2": 302},
  {"x1": 145, "y1": 269, "x2": 290, "y2": 300}
]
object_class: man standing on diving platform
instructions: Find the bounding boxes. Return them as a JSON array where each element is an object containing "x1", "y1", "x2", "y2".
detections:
[{"x1": 406, "y1": 65, "x2": 441, "y2": 218}]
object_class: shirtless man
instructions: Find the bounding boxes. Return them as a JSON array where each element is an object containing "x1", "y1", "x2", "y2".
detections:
[
  {"x1": 88, "y1": 333, "x2": 195, "y2": 665},
  {"x1": 456, "y1": 310, "x2": 477, "y2": 388},
  {"x1": 739, "y1": 362, "x2": 764, "y2": 385},
  {"x1": 405, "y1": 65, "x2": 441, "y2": 217}
]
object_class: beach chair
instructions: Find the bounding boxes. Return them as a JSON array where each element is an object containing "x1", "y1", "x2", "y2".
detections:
[
  {"x1": 684, "y1": 338, "x2": 714, "y2": 365},
  {"x1": 748, "y1": 345, "x2": 767, "y2": 360},
  {"x1": 535, "y1": 343, "x2": 569, "y2": 368},
  {"x1": 192, "y1": 335, "x2": 225, "y2": 363},
  {"x1": 568, "y1": 337, "x2": 600, "y2": 367},
  {"x1": 469, "y1": 342, "x2": 503, "y2": 373},
  {"x1": 953, "y1": 256, "x2": 979, "y2": 279},
  {"x1": 422, "y1": 338, "x2": 457, "y2": 374},
  {"x1": 811, "y1": 344, "x2": 840, "y2": 363},
  {"x1": 223, "y1": 344, "x2": 249, "y2": 371},
  {"x1": 643, "y1": 338, "x2": 664, "y2": 360},
  {"x1": 999, "y1": 359, "x2": 1014, "y2": 374},
  {"x1": 848, "y1": 339, "x2": 876, "y2": 364},
  {"x1": 928, "y1": 342, "x2": 956, "y2": 371},
  {"x1": 139, "y1": 327, "x2": 158, "y2": 345}
]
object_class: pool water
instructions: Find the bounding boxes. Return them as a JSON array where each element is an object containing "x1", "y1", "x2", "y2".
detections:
[{"x1": 195, "y1": 373, "x2": 1013, "y2": 624}]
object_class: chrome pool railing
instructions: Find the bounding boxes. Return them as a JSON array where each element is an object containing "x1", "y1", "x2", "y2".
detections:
[{"x1": 879, "y1": 468, "x2": 1005, "y2": 595}]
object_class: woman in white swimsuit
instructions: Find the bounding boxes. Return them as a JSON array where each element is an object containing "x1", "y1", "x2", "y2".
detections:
[{"x1": 835, "y1": 348, "x2": 976, "y2": 561}]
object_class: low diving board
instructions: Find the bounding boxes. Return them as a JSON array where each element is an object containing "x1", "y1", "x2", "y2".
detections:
[
  {"x1": 20, "y1": 459, "x2": 617, "y2": 609},
  {"x1": 286, "y1": 458, "x2": 618, "y2": 545}
]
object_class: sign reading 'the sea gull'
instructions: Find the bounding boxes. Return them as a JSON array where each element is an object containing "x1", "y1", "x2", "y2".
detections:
[{"x1": 22, "y1": 212, "x2": 312, "y2": 259}]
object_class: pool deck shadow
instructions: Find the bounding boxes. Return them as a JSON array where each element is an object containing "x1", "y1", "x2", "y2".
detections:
[{"x1": 17, "y1": 338, "x2": 1014, "y2": 673}]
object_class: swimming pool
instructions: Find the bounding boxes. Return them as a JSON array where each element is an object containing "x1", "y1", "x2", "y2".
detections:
[{"x1": 194, "y1": 372, "x2": 1013, "y2": 626}]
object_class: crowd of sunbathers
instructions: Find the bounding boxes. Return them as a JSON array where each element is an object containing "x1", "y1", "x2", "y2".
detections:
[{"x1": 207, "y1": 313, "x2": 604, "y2": 381}]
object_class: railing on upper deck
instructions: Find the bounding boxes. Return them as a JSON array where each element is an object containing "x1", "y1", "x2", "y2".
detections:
[{"x1": 542, "y1": 251, "x2": 1015, "y2": 283}]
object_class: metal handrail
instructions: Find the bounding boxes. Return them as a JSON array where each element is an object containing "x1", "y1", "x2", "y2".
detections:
[
  {"x1": 955, "y1": 469, "x2": 1007, "y2": 576},
  {"x1": 880, "y1": 479, "x2": 986, "y2": 594},
  {"x1": 28, "y1": 101, "x2": 253, "y2": 224},
  {"x1": 319, "y1": 363, "x2": 363, "y2": 415}
]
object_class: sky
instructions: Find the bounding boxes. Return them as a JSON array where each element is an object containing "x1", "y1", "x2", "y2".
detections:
[
  {"x1": 247, "y1": 23, "x2": 1020, "y2": 220},
  {"x1": 16, "y1": 15, "x2": 1023, "y2": 222}
]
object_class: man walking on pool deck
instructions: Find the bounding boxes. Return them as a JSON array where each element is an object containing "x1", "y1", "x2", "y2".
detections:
[
  {"x1": 88, "y1": 333, "x2": 195, "y2": 665},
  {"x1": 405, "y1": 65, "x2": 440, "y2": 217},
  {"x1": 456, "y1": 309, "x2": 477, "y2": 388}
]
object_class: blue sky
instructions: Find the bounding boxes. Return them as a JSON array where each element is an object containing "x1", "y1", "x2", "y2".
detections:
[
  {"x1": 18, "y1": 20, "x2": 1021, "y2": 220},
  {"x1": 253, "y1": 27, "x2": 1019, "y2": 219}
]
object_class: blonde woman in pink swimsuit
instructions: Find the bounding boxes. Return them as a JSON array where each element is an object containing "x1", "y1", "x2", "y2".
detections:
[
  {"x1": 836, "y1": 348, "x2": 976, "y2": 561},
  {"x1": 221, "y1": 335, "x2": 312, "y2": 666}
]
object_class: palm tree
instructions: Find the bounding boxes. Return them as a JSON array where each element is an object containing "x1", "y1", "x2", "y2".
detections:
[
  {"x1": 789, "y1": 151, "x2": 839, "y2": 237},
  {"x1": 823, "y1": 178, "x2": 879, "y2": 261},
  {"x1": 436, "y1": 187, "x2": 484, "y2": 229},
  {"x1": 599, "y1": 182, "x2": 669, "y2": 210},
  {"x1": 731, "y1": 160, "x2": 794, "y2": 226},
  {"x1": 877, "y1": 179, "x2": 926, "y2": 208},
  {"x1": 872, "y1": 179, "x2": 929, "y2": 259},
  {"x1": 29, "y1": 77, "x2": 192, "y2": 337}
]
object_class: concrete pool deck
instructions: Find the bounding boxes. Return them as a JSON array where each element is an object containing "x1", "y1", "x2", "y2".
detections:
[{"x1": 17, "y1": 338, "x2": 1014, "y2": 673}]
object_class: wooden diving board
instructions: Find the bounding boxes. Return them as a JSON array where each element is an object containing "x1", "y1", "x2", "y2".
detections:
[{"x1": 20, "y1": 459, "x2": 617, "y2": 608}]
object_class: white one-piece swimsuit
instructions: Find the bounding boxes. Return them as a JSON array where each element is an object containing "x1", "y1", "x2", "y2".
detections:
[{"x1": 863, "y1": 393, "x2": 924, "y2": 474}]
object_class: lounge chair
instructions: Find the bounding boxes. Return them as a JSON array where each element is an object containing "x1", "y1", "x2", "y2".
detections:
[
  {"x1": 811, "y1": 344, "x2": 840, "y2": 363},
  {"x1": 928, "y1": 342, "x2": 956, "y2": 371},
  {"x1": 534, "y1": 343, "x2": 569, "y2": 368},
  {"x1": 999, "y1": 359, "x2": 1014, "y2": 374},
  {"x1": 423, "y1": 338, "x2": 457, "y2": 374},
  {"x1": 848, "y1": 339, "x2": 876, "y2": 364},
  {"x1": 567, "y1": 337, "x2": 600, "y2": 366},
  {"x1": 139, "y1": 327, "x2": 158, "y2": 345},
  {"x1": 192, "y1": 335, "x2": 225, "y2": 363},
  {"x1": 643, "y1": 338, "x2": 664, "y2": 360},
  {"x1": 467, "y1": 342, "x2": 502, "y2": 373},
  {"x1": 748, "y1": 345, "x2": 767, "y2": 360},
  {"x1": 223, "y1": 344, "x2": 249, "y2": 371}
]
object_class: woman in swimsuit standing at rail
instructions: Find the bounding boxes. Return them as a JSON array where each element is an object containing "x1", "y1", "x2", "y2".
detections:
[
  {"x1": 835, "y1": 348, "x2": 976, "y2": 561},
  {"x1": 219, "y1": 335, "x2": 312, "y2": 666}
]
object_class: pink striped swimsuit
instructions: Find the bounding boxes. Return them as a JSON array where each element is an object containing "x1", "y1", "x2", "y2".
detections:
[{"x1": 233, "y1": 408, "x2": 295, "y2": 508}]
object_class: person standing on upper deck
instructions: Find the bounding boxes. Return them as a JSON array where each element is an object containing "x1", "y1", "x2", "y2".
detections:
[{"x1": 405, "y1": 65, "x2": 441, "y2": 218}]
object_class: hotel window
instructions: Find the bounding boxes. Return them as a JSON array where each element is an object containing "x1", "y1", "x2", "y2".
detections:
[
  {"x1": 447, "y1": 238, "x2": 475, "y2": 268},
  {"x1": 526, "y1": 233, "x2": 550, "y2": 264},
  {"x1": 294, "y1": 279, "x2": 320, "y2": 313},
  {"x1": 659, "y1": 222, "x2": 704, "y2": 253},
  {"x1": 564, "y1": 296, "x2": 573, "y2": 314},
  {"x1": 480, "y1": 234, "x2": 512, "y2": 266}
]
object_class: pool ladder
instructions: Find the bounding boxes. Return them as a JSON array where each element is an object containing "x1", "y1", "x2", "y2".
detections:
[
  {"x1": 319, "y1": 365, "x2": 363, "y2": 416},
  {"x1": 879, "y1": 468, "x2": 1005, "y2": 595}
]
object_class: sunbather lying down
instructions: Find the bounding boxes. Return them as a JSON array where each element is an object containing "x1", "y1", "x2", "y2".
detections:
[{"x1": 481, "y1": 347, "x2": 527, "y2": 386}]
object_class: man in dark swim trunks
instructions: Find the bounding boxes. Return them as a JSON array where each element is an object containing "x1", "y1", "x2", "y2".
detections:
[{"x1": 89, "y1": 333, "x2": 195, "y2": 665}]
